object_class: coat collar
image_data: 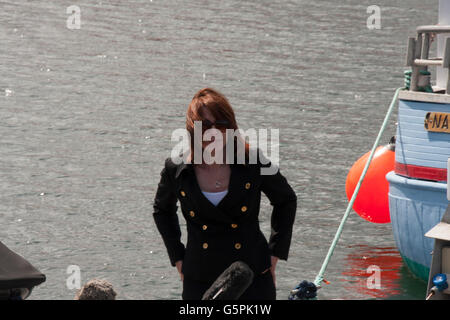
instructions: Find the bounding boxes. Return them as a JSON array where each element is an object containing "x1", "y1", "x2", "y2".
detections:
[
  {"x1": 174, "y1": 152, "x2": 249, "y2": 180},
  {"x1": 174, "y1": 161, "x2": 245, "y2": 179},
  {"x1": 174, "y1": 159, "x2": 252, "y2": 224},
  {"x1": 175, "y1": 161, "x2": 192, "y2": 179}
]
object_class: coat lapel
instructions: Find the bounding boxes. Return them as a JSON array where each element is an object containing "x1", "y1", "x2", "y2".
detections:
[
  {"x1": 189, "y1": 168, "x2": 234, "y2": 224},
  {"x1": 178, "y1": 163, "x2": 252, "y2": 223},
  {"x1": 216, "y1": 164, "x2": 247, "y2": 214}
]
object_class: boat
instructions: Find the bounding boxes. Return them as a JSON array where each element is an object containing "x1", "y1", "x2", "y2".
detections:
[
  {"x1": 424, "y1": 205, "x2": 450, "y2": 300},
  {"x1": 386, "y1": 0, "x2": 450, "y2": 282}
]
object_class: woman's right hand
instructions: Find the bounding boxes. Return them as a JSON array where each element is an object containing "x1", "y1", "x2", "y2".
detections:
[{"x1": 175, "y1": 260, "x2": 184, "y2": 281}]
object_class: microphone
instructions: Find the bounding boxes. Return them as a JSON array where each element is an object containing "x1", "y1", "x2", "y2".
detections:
[
  {"x1": 202, "y1": 261, "x2": 254, "y2": 300},
  {"x1": 0, "y1": 241, "x2": 46, "y2": 300}
]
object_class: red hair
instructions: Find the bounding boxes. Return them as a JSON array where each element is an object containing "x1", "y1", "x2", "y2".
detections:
[{"x1": 186, "y1": 88, "x2": 249, "y2": 164}]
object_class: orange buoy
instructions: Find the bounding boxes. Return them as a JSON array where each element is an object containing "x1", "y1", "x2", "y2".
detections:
[{"x1": 345, "y1": 139, "x2": 395, "y2": 224}]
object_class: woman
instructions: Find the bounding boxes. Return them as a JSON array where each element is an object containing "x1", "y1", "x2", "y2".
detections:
[{"x1": 153, "y1": 88, "x2": 297, "y2": 300}]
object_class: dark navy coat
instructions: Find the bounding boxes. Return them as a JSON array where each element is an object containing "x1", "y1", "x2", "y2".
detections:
[{"x1": 153, "y1": 155, "x2": 297, "y2": 283}]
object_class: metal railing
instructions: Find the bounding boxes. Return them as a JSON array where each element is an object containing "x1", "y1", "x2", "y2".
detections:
[{"x1": 406, "y1": 25, "x2": 450, "y2": 94}]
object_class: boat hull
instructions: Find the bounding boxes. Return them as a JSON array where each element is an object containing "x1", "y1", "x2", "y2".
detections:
[
  {"x1": 387, "y1": 171, "x2": 447, "y2": 281},
  {"x1": 386, "y1": 95, "x2": 449, "y2": 282}
]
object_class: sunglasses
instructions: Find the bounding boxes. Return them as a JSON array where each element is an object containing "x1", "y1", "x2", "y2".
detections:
[{"x1": 201, "y1": 119, "x2": 229, "y2": 130}]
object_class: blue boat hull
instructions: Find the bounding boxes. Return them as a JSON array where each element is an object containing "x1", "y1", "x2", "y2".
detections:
[
  {"x1": 396, "y1": 100, "x2": 450, "y2": 171},
  {"x1": 386, "y1": 96, "x2": 449, "y2": 282},
  {"x1": 387, "y1": 172, "x2": 447, "y2": 281}
]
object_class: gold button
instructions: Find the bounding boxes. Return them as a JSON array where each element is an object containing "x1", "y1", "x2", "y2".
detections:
[
  {"x1": 180, "y1": 190, "x2": 186, "y2": 197},
  {"x1": 235, "y1": 243, "x2": 242, "y2": 250},
  {"x1": 231, "y1": 223, "x2": 238, "y2": 229},
  {"x1": 203, "y1": 243, "x2": 208, "y2": 249},
  {"x1": 189, "y1": 210, "x2": 195, "y2": 217},
  {"x1": 245, "y1": 182, "x2": 251, "y2": 189},
  {"x1": 241, "y1": 206, "x2": 247, "y2": 213},
  {"x1": 202, "y1": 225, "x2": 208, "y2": 230}
]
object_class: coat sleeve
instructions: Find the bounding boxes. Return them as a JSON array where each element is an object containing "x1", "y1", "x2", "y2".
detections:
[
  {"x1": 260, "y1": 159, "x2": 297, "y2": 261},
  {"x1": 152, "y1": 160, "x2": 185, "y2": 266}
]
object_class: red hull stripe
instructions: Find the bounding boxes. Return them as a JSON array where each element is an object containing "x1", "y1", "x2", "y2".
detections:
[{"x1": 394, "y1": 162, "x2": 447, "y2": 182}]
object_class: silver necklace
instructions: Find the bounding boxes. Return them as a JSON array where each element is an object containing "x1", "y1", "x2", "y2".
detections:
[
  {"x1": 213, "y1": 166, "x2": 224, "y2": 189},
  {"x1": 197, "y1": 164, "x2": 226, "y2": 189}
]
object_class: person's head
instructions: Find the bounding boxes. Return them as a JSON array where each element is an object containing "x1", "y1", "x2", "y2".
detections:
[
  {"x1": 185, "y1": 88, "x2": 249, "y2": 164},
  {"x1": 74, "y1": 279, "x2": 117, "y2": 300}
]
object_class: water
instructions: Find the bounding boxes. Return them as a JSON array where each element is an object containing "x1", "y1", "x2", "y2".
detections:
[{"x1": 0, "y1": 0, "x2": 435, "y2": 299}]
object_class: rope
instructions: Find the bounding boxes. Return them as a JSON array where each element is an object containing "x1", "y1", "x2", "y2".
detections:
[
  {"x1": 404, "y1": 70, "x2": 432, "y2": 92},
  {"x1": 313, "y1": 87, "x2": 404, "y2": 287}
]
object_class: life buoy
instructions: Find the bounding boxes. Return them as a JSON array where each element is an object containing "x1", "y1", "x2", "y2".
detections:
[{"x1": 345, "y1": 138, "x2": 395, "y2": 224}]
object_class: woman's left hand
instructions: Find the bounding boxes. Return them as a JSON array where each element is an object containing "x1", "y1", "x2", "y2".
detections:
[
  {"x1": 262, "y1": 256, "x2": 278, "y2": 286},
  {"x1": 270, "y1": 256, "x2": 278, "y2": 286}
]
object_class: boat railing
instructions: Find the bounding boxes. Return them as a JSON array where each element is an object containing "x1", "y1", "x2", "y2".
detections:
[{"x1": 407, "y1": 25, "x2": 450, "y2": 94}]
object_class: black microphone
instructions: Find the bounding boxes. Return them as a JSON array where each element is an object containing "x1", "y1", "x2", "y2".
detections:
[
  {"x1": 202, "y1": 261, "x2": 254, "y2": 300},
  {"x1": 0, "y1": 241, "x2": 46, "y2": 300}
]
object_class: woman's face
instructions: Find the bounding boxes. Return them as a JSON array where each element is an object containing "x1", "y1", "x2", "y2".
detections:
[{"x1": 200, "y1": 108, "x2": 227, "y2": 151}]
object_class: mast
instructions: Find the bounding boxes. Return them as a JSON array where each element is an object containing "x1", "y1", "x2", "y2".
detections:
[{"x1": 437, "y1": 0, "x2": 450, "y2": 89}]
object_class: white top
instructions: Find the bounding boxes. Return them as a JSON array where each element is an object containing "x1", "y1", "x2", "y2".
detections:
[{"x1": 201, "y1": 189, "x2": 228, "y2": 206}]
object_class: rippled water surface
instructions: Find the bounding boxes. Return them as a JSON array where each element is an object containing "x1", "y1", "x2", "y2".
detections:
[{"x1": 1, "y1": 0, "x2": 436, "y2": 299}]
